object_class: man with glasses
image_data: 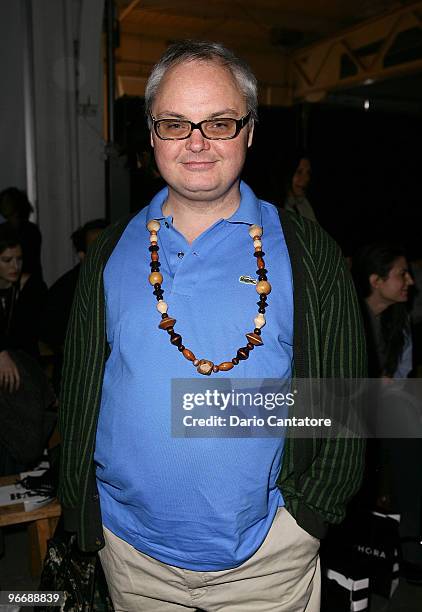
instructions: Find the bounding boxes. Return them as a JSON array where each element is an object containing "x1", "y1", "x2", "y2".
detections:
[{"x1": 59, "y1": 40, "x2": 366, "y2": 611}]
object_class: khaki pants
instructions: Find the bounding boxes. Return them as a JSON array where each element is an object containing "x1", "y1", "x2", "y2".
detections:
[{"x1": 99, "y1": 507, "x2": 320, "y2": 612}]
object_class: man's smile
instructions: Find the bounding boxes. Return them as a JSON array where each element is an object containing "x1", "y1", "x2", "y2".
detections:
[{"x1": 181, "y1": 160, "x2": 218, "y2": 171}]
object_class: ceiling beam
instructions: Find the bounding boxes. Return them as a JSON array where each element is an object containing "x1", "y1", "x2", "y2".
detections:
[
  {"x1": 118, "y1": 0, "x2": 142, "y2": 22},
  {"x1": 290, "y1": 0, "x2": 422, "y2": 102}
]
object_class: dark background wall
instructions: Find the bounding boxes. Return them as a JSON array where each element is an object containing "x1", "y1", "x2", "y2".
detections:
[
  {"x1": 115, "y1": 95, "x2": 422, "y2": 258},
  {"x1": 243, "y1": 104, "x2": 422, "y2": 257}
]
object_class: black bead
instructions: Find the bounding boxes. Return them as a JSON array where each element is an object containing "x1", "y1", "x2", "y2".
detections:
[
  {"x1": 237, "y1": 347, "x2": 250, "y2": 360},
  {"x1": 257, "y1": 269, "x2": 268, "y2": 276},
  {"x1": 259, "y1": 295, "x2": 268, "y2": 303},
  {"x1": 154, "y1": 283, "x2": 161, "y2": 290},
  {"x1": 155, "y1": 293, "x2": 164, "y2": 301},
  {"x1": 247, "y1": 343, "x2": 254, "y2": 350},
  {"x1": 150, "y1": 261, "x2": 161, "y2": 268},
  {"x1": 149, "y1": 245, "x2": 159, "y2": 252},
  {"x1": 170, "y1": 333, "x2": 183, "y2": 346},
  {"x1": 161, "y1": 313, "x2": 168, "y2": 319},
  {"x1": 258, "y1": 307, "x2": 266, "y2": 314},
  {"x1": 232, "y1": 357, "x2": 239, "y2": 365},
  {"x1": 254, "y1": 328, "x2": 261, "y2": 335},
  {"x1": 178, "y1": 345, "x2": 185, "y2": 352}
]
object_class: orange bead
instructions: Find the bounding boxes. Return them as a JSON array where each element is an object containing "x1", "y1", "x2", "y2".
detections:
[
  {"x1": 182, "y1": 348, "x2": 196, "y2": 362},
  {"x1": 151, "y1": 251, "x2": 159, "y2": 261},
  {"x1": 217, "y1": 362, "x2": 234, "y2": 371},
  {"x1": 159, "y1": 317, "x2": 176, "y2": 330},
  {"x1": 257, "y1": 258, "x2": 265, "y2": 269},
  {"x1": 256, "y1": 280, "x2": 271, "y2": 295},
  {"x1": 246, "y1": 332, "x2": 263, "y2": 346},
  {"x1": 149, "y1": 272, "x2": 163, "y2": 285}
]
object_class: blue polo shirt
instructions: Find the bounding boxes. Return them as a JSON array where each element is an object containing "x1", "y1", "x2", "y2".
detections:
[{"x1": 94, "y1": 182, "x2": 293, "y2": 570}]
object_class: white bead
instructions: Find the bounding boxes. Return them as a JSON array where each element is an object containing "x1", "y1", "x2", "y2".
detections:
[
  {"x1": 149, "y1": 235, "x2": 158, "y2": 243},
  {"x1": 249, "y1": 224, "x2": 263, "y2": 238},
  {"x1": 147, "y1": 219, "x2": 160, "y2": 232},
  {"x1": 254, "y1": 313, "x2": 266, "y2": 329},
  {"x1": 156, "y1": 300, "x2": 168, "y2": 314},
  {"x1": 253, "y1": 239, "x2": 262, "y2": 248}
]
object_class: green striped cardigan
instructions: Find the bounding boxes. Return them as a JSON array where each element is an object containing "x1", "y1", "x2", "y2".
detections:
[{"x1": 58, "y1": 209, "x2": 367, "y2": 551}]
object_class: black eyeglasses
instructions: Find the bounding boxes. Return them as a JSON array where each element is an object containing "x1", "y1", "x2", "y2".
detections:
[{"x1": 150, "y1": 112, "x2": 252, "y2": 140}]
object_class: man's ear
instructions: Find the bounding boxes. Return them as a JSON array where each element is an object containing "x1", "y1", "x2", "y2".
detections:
[
  {"x1": 247, "y1": 121, "x2": 254, "y2": 148},
  {"x1": 369, "y1": 273, "x2": 382, "y2": 290},
  {"x1": 150, "y1": 131, "x2": 154, "y2": 148}
]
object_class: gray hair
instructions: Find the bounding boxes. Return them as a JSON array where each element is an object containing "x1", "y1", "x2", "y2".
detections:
[{"x1": 145, "y1": 40, "x2": 258, "y2": 126}]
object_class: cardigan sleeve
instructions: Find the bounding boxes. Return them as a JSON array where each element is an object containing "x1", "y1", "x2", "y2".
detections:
[
  {"x1": 294, "y1": 241, "x2": 367, "y2": 534},
  {"x1": 57, "y1": 257, "x2": 89, "y2": 510},
  {"x1": 56, "y1": 217, "x2": 131, "y2": 545},
  {"x1": 278, "y1": 210, "x2": 368, "y2": 538}
]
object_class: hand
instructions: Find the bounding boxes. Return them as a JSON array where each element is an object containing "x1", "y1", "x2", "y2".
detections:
[{"x1": 0, "y1": 351, "x2": 20, "y2": 393}]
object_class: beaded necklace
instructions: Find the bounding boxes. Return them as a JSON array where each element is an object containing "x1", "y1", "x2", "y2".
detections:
[{"x1": 146, "y1": 219, "x2": 271, "y2": 375}]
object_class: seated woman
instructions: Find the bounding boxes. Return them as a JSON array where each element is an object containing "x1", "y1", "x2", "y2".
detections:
[
  {"x1": 0, "y1": 187, "x2": 43, "y2": 279},
  {"x1": 352, "y1": 243, "x2": 413, "y2": 378},
  {"x1": 352, "y1": 243, "x2": 422, "y2": 583},
  {"x1": 0, "y1": 224, "x2": 50, "y2": 475},
  {"x1": 0, "y1": 224, "x2": 47, "y2": 390}
]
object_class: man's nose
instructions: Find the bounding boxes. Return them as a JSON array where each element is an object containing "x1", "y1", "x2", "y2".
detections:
[
  {"x1": 185, "y1": 127, "x2": 210, "y2": 152},
  {"x1": 406, "y1": 272, "x2": 414, "y2": 286}
]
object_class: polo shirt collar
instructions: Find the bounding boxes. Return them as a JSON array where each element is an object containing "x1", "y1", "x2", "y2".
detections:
[
  {"x1": 147, "y1": 187, "x2": 168, "y2": 221},
  {"x1": 226, "y1": 181, "x2": 262, "y2": 226},
  {"x1": 146, "y1": 180, "x2": 262, "y2": 227}
]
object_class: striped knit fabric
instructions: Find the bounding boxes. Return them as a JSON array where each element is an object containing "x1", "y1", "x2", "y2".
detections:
[{"x1": 58, "y1": 209, "x2": 367, "y2": 551}]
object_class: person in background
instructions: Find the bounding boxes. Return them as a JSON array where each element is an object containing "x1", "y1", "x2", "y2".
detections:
[
  {"x1": 0, "y1": 224, "x2": 47, "y2": 387},
  {"x1": 59, "y1": 40, "x2": 365, "y2": 611},
  {"x1": 352, "y1": 243, "x2": 422, "y2": 584},
  {"x1": 41, "y1": 219, "x2": 107, "y2": 391},
  {"x1": 0, "y1": 223, "x2": 49, "y2": 475},
  {"x1": 408, "y1": 251, "x2": 422, "y2": 374},
  {"x1": 352, "y1": 243, "x2": 413, "y2": 379},
  {"x1": 282, "y1": 153, "x2": 317, "y2": 223},
  {"x1": 0, "y1": 187, "x2": 43, "y2": 279}
]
